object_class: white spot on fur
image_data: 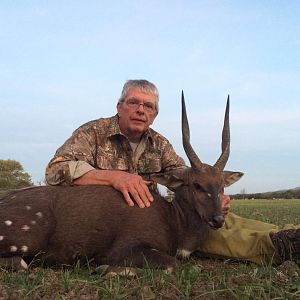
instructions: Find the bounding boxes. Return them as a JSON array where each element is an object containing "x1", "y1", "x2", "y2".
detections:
[
  {"x1": 36, "y1": 212, "x2": 43, "y2": 218},
  {"x1": 21, "y1": 225, "x2": 30, "y2": 231},
  {"x1": 11, "y1": 196, "x2": 16, "y2": 199},
  {"x1": 30, "y1": 220, "x2": 37, "y2": 225},
  {"x1": 21, "y1": 245, "x2": 28, "y2": 252},
  {"x1": 176, "y1": 249, "x2": 192, "y2": 259},
  {"x1": 151, "y1": 248, "x2": 159, "y2": 252},
  {"x1": 25, "y1": 205, "x2": 31, "y2": 210},
  {"x1": 10, "y1": 245, "x2": 17, "y2": 252},
  {"x1": 0, "y1": 236, "x2": 4, "y2": 241},
  {"x1": 5, "y1": 220, "x2": 12, "y2": 226},
  {"x1": 20, "y1": 259, "x2": 28, "y2": 270}
]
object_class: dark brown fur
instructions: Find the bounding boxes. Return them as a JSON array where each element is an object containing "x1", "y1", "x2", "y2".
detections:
[
  {"x1": 0, "y1": 168, "x2": 242, "y2": 270},
  {"x1": 0, "y1": 184, "x2": 207, "y2": 269}
]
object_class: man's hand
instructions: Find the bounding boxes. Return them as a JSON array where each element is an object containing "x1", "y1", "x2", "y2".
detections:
[
  {"x1": 221, "y1": 194, "x2": 231, "y2": 217},
  {"x1": 74, "y1": 169, "x2": 154, "y2": 208},
  {"x1": 111, "y1": 172, "x2": 154, "y2": 208}
]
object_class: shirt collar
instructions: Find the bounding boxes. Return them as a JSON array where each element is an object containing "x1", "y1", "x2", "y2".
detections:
[{"x1": 107, "y1": 115, "x2": 154, "y2": 145}]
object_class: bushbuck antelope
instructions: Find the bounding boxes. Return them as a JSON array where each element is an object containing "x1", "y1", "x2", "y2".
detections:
[{"x1": 0, "y1": 93, "x2": 243, "y2": 271}]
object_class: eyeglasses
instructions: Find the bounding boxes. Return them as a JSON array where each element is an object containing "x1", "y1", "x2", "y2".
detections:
[{"x1": 124, "y1": 98, "x2": 157, "y2": 113}]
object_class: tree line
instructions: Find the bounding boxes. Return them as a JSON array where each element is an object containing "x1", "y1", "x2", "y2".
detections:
[
  {"x1": 1, "y1": 159, "x2": 299, "y2": 200},
  {"x1": 232, "y1": 189, "x2": 300, "y2": 200},
  {"x1": 0, "y1": 159, "x2": 33, "y2": 189}
]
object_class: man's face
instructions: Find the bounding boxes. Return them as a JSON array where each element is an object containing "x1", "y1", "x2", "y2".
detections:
[{"x1": 117, "y1": 88, "x2": 158, "y2": 141}]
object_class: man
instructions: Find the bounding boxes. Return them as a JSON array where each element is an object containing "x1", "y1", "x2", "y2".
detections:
[{"x1": 46, "y1": 79, "x2": 300, "y2": 265}]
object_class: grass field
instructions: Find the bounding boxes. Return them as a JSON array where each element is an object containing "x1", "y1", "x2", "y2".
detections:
[{"x1": 0, "y1": 199, "x2": 299, "y2": 299}]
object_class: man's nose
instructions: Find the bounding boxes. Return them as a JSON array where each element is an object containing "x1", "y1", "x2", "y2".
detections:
[{"x1": 136, "y1": 103, "x2": 145, "y2": 113}]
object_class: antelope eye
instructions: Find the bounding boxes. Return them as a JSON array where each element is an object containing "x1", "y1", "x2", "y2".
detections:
[{"x1": 193, "y1": 183, "x2": 204, "y2": 192}]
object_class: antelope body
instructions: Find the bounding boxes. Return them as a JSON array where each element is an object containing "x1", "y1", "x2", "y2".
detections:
[{"x1": 0, "y1": 94, "x2": 243, "y2": 271}]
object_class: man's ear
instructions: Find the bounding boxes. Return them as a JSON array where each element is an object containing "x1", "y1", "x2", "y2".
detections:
[
  {"x1": 223, "y1": 171, "x2": 244, "y2": 187},
  {"x1": 150, "y1": 168, "x2": 188, "y2": 191},
  {"x1": 117, "y1": 102, "x2": 122, "y2": 116}
]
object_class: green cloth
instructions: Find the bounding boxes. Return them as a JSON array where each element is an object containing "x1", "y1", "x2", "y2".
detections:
[{"x1": 199, "y1": 212, "x2": 299, "y2": 265}]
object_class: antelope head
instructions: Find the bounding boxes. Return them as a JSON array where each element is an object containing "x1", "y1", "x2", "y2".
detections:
[{"x1": 153, "y1": 92, "x2": 243, "y2": 229}]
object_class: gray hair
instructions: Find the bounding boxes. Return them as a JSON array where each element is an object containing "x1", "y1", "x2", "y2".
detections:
[{"x1": 118, "y1": 79, "x2": 159, "y2": 112}]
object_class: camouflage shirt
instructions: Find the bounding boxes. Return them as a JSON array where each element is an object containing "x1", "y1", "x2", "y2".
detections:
[{"x1": 45, "y1": 115, "x2": 185, "y2": 185}]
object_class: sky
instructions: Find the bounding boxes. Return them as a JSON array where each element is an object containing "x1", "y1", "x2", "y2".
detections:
[{"x1": 0, "y1": 1, "x2": 299, "y2": 194}]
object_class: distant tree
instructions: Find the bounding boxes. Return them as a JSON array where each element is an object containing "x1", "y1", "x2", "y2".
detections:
[{"x1": 0, "y1": 159, "x2": 33, "y2": 189}]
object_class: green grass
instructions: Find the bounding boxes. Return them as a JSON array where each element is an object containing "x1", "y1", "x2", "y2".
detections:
[
  {"x1": 231, "y1": 199, "x2": 300, "y2": 226},
  {"x1": 0, "y1": 199, "x2": 299, "y2": 299}
]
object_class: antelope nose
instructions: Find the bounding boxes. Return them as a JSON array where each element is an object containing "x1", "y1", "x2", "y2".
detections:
[{"x1": 213, "y1": 215, "x2": 225, "y2": 227}]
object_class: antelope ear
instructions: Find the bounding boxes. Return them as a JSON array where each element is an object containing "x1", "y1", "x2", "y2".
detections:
[
  {"x1": 150, "y1": 168, "x2": 187, "y2": 191},
  {"x1": 223, "y1": 171, "x2": 244, "y2": 187}
]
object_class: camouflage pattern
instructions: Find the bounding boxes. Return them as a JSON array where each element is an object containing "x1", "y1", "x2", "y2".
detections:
[{"x1": 45, "y1": 115, "x2": 185, "y2": 185}]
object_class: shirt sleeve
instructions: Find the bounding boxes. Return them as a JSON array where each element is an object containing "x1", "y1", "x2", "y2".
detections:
[
  {"x1": 45, "y1": 125, "x2": 96, "y2": 185},
  {"x1": 68, "y1": 161, "x2": 95, "y2": 180}
]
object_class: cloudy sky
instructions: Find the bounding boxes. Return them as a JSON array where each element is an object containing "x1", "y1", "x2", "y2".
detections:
[{"x1": 0, "y1": 1, "x2": 299, "y2": 194}]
